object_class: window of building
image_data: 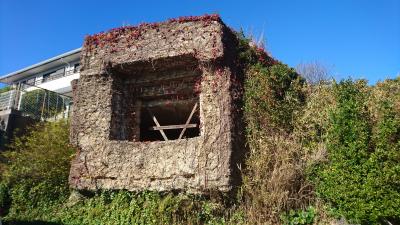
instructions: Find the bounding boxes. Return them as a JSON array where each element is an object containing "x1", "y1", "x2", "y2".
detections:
[
  {"x1": 42, "y1": 68, "x2": 65, "y2": 83},
  {"x1": 42, "y1": 72, "x2": 51, "y2": 83},
  {"x1": 73, "y1": 63, "x2": 80, "y2": 73},
  {"x1": 25, "y1": 77, "x2": 36, "y2": 85}
]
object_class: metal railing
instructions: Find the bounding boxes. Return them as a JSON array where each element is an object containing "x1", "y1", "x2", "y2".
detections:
[
  {"x1": 0, "y1": 83, "x2": 72, "y2": 121},
  {"x1": 39, "y1": 70, "x2": 66, "y2": 84},
  {"x1": 22, "y1": 68, "x2": 78, "y2": 87},
  {"x1": 0, "y1": 90, "x2": 17, "y2": 111}
]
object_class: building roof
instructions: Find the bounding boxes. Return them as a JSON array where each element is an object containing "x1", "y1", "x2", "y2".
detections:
[{"x1": 0, "y1": 48, "x2": 82, "y2": 84}]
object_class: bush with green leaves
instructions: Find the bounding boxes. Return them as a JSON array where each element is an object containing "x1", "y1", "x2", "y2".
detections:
[
  {"x1": 2, "y1": 120, "x2": 73, "y2": 186},
  {"x1": 0, "y1": 182, "x2": 10, "y2": 216},
  {"x1": 4, "y1": 185, "x2": 243, "y2": 224},
  {"x1": 244, "y1": 63, "x2": 306, "y2": 134},
  {"x1": 280, "y1": 206, "x2": 316, "y2": 225},
  {"x1": 239, "y1": 33, "x2": 312, "y2": 223},
  {"x1": 0, "y1": 120, "x2": 74, "y2": 219},
  {"x1": 55, "y1": 191, "x2": 243, "y2": 225},
  {"x1": 311, "y1": 79, "x2": 400, "y2": 224}
]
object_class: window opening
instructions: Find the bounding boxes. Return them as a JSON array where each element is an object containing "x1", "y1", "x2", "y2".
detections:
[
  {"x1": 74, "y1": 63, "x2": 80, "y2": 73},
  {"x1": 140, "y1": 99, "x2": 199, "y2": 141},
  {"x1": 109, "y1": 60, "x2": 201, "y2": 142},
  {"x1": 42, "y1": 72, "x2": 51, "y2": 82}
]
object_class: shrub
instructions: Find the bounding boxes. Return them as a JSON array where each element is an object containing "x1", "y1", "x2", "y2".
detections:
[
  {"x1": 0, "y1": 182, "x2": 10, "y2": 216},
  {"x1": 2, "y1": 120, "x2": 73, "y2": 186},
  {"x1": 294, "y1": 83, "x2": 335, "y2": 152},
  {"x1": 243, "y1": 63, "x2": 305, "y2": 134},
  {"x1": 56, "y1": 191, "x2": 240, "y2": 225},
  {"x1": 241, "y1": 40, "x2": 311, "y2": 223},
  {"x1": 311, "y1": 79, "x2": 400, "y2": 224},
  {"x1": 1, "y1": 120, "x2": 74, "y2": 219},
  {"x1": 280, "y1": 206, "x2": 316, "y2": 225}
]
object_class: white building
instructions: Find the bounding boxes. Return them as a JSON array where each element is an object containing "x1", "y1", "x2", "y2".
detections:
[
  {"x1": 0, "y1": 48, "x2": 82, "y2": 97},
  {"x1": 0, "y1": 48, "x2": 81, "y2": 141}
]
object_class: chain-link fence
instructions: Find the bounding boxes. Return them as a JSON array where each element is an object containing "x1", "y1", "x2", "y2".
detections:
[{"x1": 0, "y1": 83, "x2": 72, "y2": 121}]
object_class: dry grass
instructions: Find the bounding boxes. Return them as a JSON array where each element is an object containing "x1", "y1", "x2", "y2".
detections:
[
  {"x1": 240, "y1": 82, "x2": 337, "y2": 224},
  {"x1": 241, "y1": 130, "x2": 315, "y2": 224}
]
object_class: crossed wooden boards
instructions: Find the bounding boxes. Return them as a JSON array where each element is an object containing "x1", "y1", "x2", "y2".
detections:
[{"x1": 147, "y1": 102, "x2": 198, "y2": 140}]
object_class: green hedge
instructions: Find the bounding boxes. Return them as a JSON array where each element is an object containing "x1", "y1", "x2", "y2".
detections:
[{"x1": 311, "y1": 79, "x2": 400, "y2": 224}]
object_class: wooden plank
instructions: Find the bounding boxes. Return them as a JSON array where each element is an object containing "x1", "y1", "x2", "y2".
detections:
[
  {"x1": 149, "y1": 124, "x2": 197, "y2": 130},
  {"x1": 178, "y1": 102, "x2": 198, "y2": 140},
  {"x1": 147, "y1": 108, "x2": 169, "y2": 141},
  {"x1": 143, "y1": 98, "x2": 197, "y2": 107}
]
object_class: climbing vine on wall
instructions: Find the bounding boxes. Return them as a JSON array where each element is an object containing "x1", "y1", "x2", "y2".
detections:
[{"x1": 84, "y1": 14, "x2": 221, "y2": 53}]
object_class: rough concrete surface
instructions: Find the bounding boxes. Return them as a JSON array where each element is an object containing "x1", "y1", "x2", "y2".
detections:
[{"x1": 69, "y1": 15, "x2": 245, "y2": 193}]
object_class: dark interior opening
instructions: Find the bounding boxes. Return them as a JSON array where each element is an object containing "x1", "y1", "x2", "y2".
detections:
[
  {"x1": 140, "y1": 98, "x2": 200, "y2": 141},
  {"x1": 109, "y1": 56, "x2": 202, "y2": 142}
]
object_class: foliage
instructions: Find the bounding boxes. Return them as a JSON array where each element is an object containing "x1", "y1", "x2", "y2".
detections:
[
  {"x1": 243, "y1": 63, "x2": 305, "y2": 134},
  {"x1": 311, "y1": 79, "x2": 400, "y2": 224},
  {"x1": 294, "y1": 83, "x2": 336, "y2": 153},
  {"x1": 0, "y1": 86, "x2": 11, "y2": 94},
  {"x1": 4, "y1": 187, "x2": 244, "y2": 225},
  {"x1": 0, "y1": 182, "x2": 10, "y2": 216},
  {"x1": 2, "y1": 176, "x2": 245, "y2": 224},
  {"x1": 236, "y1": 31, "x2": 278, "y2": 70},
  {"x1": 239, "y1": 33, "x2": 312, "y2": 223},
  {"x1": 0, "y1": 120, "x2": 74, "y2": 219},
  {"x1": 0, "y1": 130, "x2": 7, "y2": 152},
  {"x1": 2, "y1": 120, "x2": 73, "y2": 185},
  {"x1": 280, "y1": 206, "x2": 316, "y2": 225}
]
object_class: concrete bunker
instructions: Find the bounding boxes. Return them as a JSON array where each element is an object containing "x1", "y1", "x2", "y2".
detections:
[{"x1": 69, "y1": 15, "x2": 244, "y2": 193}]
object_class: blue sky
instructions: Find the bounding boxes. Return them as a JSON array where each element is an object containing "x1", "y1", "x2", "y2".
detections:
[{"x1": 0, "y1": 0, "x2": 399, "y2": 84}]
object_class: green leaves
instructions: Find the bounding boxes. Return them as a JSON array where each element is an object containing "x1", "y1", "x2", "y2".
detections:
[
  {"x1": 0, "y1": 120, "x2": 74, "y2": 220},
  {"x1": 312, "y1": 79, "x2": 400, "y2": 224},
  {"x1": 241, "y1": 38, "x2": 309, "y2": 223},
  {"x1": 244, "y1": 63, "x2": 305, "y2": 134},
  {"x1": 280, "y1": 206, "x2": 316, "y2": 225},
  {"x1": 2, "y1": 120, "x2": 74, "y2": 186}
]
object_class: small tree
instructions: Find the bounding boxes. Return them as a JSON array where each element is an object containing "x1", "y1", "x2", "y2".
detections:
[
  {"x1": 0, "y1": 120, "x2": 74, "y2": 216},
  {"x1": 296, "y1": 62, "x2": 331, "y2": 85}
]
